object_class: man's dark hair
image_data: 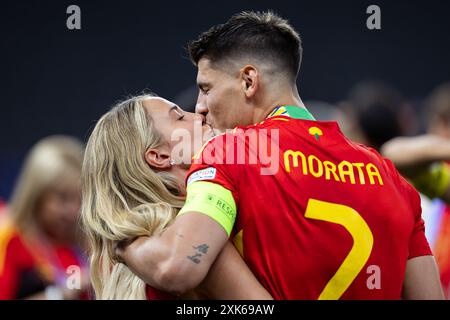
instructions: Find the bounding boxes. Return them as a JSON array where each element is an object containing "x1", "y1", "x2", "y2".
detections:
[{"x1": 188, "y1": 11, "x2": 302, "y2": 82}]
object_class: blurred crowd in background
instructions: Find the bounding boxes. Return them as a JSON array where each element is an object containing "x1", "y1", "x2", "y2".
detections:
[{"x1": 1, "y1": 79, "x2": 450, "y2": 299}]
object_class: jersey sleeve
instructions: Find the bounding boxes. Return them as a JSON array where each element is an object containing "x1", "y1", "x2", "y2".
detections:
[
  {"x1": 384, "y1": 158, "x2": 433, "y2": 259},
  {"x1": 378, "y1": 156, "x2": 432, "y2": 259},
  {"x1": 406, "y1": 181, "x2": 433, "y2": 259},
  {"x1": 179, "y1": 134, "x2": 239, "y2": 236}
]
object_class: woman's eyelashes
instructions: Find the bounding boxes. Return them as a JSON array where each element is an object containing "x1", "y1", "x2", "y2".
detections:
[
  {"x1": 177, "y1": 109, "x2": 185, "y2": 121},
  {"x1": 172, "y1": 107, "x2": 185, "y2": 121}
]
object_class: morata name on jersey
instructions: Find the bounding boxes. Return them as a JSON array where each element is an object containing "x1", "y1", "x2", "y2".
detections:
[{"x1": 283, "y1": 149, "x2": 384, "y2": 186}]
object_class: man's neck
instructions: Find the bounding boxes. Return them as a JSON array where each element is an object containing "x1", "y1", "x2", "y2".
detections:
[{"x1": 252, "y1": 90, "x2": 305, "y2": 123}]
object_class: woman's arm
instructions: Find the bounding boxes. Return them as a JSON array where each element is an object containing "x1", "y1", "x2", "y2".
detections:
[{"x1": 196, "y1": 241, "x2": 273, "y2": 300}]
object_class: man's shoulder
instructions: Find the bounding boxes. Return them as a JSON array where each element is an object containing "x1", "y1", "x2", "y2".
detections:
[{"x1": 351, "y1": 141, "x2": 419, "y2": 197}]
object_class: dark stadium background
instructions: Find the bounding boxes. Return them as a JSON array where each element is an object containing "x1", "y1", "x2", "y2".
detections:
[{"x1": 1, "y1": 0, "x2": 450, "y2": 199}]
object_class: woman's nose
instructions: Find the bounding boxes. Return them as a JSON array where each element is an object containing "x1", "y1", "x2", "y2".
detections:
[{"x1": 194, "y1": 112, "x2": 206, "y2": 124}]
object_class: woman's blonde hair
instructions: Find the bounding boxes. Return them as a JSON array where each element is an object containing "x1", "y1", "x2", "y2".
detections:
[
  {"x1": 9, "y1": 135, "x2": 84, "y2": 233},
  {"x1": 81, "y1": 94, "x2": 185, "y2": 299}
]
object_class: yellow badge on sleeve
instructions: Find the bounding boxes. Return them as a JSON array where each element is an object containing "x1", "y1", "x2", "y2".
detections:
[{"x1": 178, "y1": 181, "x2": 237, "y2": 236}]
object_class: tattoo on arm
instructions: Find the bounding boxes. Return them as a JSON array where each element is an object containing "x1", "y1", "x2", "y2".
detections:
[
  {"x1": 193, "y1": 244, "x2": 209, "y2": 254},
  {"x1": 187, "y1": 244, "x2": 210, "y2": 264},
  {"x1": 187, "y1": 253, "x2": 202, "y2": 264}
]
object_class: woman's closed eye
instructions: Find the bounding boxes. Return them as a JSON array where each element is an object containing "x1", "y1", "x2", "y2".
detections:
[
  {"x1": 171, "y1": 106, "x2": 185, "y2": 121},
  {"x1": 176, "y1": 109, "x2": 185, "y2": 120}
]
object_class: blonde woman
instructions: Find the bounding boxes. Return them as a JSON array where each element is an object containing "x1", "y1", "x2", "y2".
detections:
[
  {"x1": 81, "y1": 93, "x2": 272, "y2": 300},
  {"x1": 0, "y1": 136, "x2": 89, "y2": 299}
]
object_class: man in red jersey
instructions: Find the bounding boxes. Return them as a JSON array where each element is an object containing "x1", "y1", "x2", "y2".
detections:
[{"x1": 117, "y1": 11, "x2": 444, "y2": 299}]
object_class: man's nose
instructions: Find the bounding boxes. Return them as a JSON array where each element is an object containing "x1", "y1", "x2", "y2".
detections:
[{"x1": 195, "y1": 95, "x2": 208, "y2": 118}]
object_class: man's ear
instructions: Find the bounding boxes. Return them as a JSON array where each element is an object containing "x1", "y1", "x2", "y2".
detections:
[
  {"x1": 144, "y1": 147, "x2": 171, "y2": 169},
  {"x1": 240, "y1": 65, "x2": 259, "y2": 98}
]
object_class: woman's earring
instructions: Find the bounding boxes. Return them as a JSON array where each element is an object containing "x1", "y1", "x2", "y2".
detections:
[{"x1": 169, "y1": 159, "x2": 175, "y2": 166}]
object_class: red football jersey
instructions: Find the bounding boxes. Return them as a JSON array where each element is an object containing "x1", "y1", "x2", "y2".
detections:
[
  {"x1": 146, "y1": 285, "x2": 175, "y2": 300},
  {"x1": 186, "y1": 106, "x2": 432, "y2": 300}
]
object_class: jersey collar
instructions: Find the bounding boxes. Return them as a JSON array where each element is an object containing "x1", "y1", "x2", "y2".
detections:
[{"x1": 267, "y1": 105, "x2": 316, "y2": 121}]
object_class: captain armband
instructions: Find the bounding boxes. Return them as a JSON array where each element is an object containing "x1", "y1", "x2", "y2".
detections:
[{"x1": 178, "y1": 181, "x2": 237, "y2": 236}]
